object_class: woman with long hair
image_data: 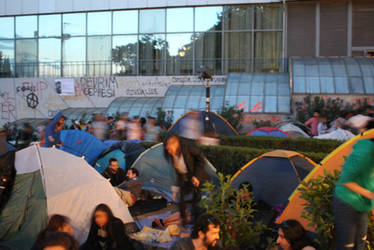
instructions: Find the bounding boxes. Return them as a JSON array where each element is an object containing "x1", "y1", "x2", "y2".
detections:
[
  {"x1": 276, "y1": 220, "x2": 316, "y2": 250},
  {"x1": 333, "y1": 119, "x2": 374, "y2": 250},
  {"x1": 32, "y1": 214, "x2": 74, "y2": 250},
  {"x1": 81, "y1": 203, "x2": 134, "y2": 250}
]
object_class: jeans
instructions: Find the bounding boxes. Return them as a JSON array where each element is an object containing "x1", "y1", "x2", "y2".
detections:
[{"x1": 333, "y1": 195, "x2": 368, "y2": 250}]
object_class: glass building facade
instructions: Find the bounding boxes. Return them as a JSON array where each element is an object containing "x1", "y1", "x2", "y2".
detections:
[{"x1": 0, "y1": 4, "x2": 284, "y2": 77}]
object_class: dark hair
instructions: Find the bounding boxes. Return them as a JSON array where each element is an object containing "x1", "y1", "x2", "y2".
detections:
[
  {"x1": 191, "y1": 214, "x2": 220, "y2": 239},
  {"x1": 163, "y1": 134, "x2": 182, "y2": 162},
  {"x1": 40, "y1": 231, "x2": 78, "y2": 250},
  {"x1": 0, "y1": 151, "x2": 16, "y2": 214},
  {"x1": 279, "y1": 220, "x2": 315, "y2": 250},
  {"x1": 366, "y1": 119, "x2": 374, "y2": 130},
  {"x1": 313, "y1": 110, "x2": 320, "y2": 114},
  {"x1": 128, "y1": 168, "x2": 139, "y2": 177},
  {"x1": 86, "y1": 203, "x2": 117, "y2": 243},
  {"x1": 109, "y1": 158, "x2": 118, "y2": 164},
  {"x1": 35, "y1": 214, "x2": 71, "y2": 247}
]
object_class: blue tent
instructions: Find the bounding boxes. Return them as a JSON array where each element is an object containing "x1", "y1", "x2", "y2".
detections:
[
  {"x1": 167, "y1": 111, "x2": 238, "y2": 137},
  {"x1": 94, "y1": 149, "x2": 126, "y2": 174},
  {"x1": 60, "y1": 130, "x2": 107, "y2": 165},
  {"x1": 131, "y1": 143, "x2": 219, "y2": 201}
]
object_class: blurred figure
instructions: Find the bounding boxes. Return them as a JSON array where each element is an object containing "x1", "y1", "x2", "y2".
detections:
[
  {"x1": 114, "y1": 113, "x2": 128, "y2": 140},
  {"x1": 17, "y1": 123, "x2": 34, "y2": 149},
  {"x1": 44, "y1": 113, "x2": 65, "y2": 148},
  {"x1": 69, "y1": 120, "x2": 81, "y2": 130},
  {"x1": 92, "y1": 114, "x2": 108, "y2": 141},
  {"x1": 317, "y1": 116, "x2": 327, "y2": 136},
  {"x1": 198, "y1": 129, "x2": 220, "y2": 146},
  {"x1": 333, "y1": 119, "x2": 374, "y2": 250},
  {"x1": 37, "y1": 121, "x2": 46, "y2": 144},
  {"x1": 365, "y1": 105, "x2": 374, "y2": 117},
  {"x1": 85, "y1": 121, "x2": 92, "y2": 134},
  {"x1": 32, "y1": 214, "x2": 75, "y2": 250},
  {"x1": 39, "y1": 231, "x2": 78, "y2": 250},
  {"x1": 144, "y1": 116, "x2": 160, "y2": 142},
  {"x1": 181, "y1": 110, "x2": 203, "y2": 143},
  {"x1": 80, "y1": 203, "x2": 134, "y2": 250},
  {"x1": 115, "y1": 168, "x2": 142, "y2": 207},
  {"x1": 127, "y1": 117, "x2": 143, "y2": 142},
  {"x1": 275, "y1": 220, "x2": 316, "y2": 250},
  {"x1": 107, "y1": 116, "x2": 115, "y2": 139},
  {"x1": 304, "y1": 110, "x2": 320, "y2": 136},
  {"x1": 170, "y1": 214, "x2": 220, "y2": 250},
  {"x1": 102, "y1": 158, "x2": 126, "y2": 186}
]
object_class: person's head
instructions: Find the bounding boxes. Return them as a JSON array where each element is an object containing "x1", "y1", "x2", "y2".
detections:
[
  {"x1": 276, "y1": 220, "x2": 312, "y2": 250},
  {"x1": 107, "y1": 116, "x2": 114, "y2": 123},
  {"x1": 45, "y1": 215, "x2": 74, "y2": 236},
  {"x1": 164, "y1": 134, "x2": 182, "y2": 159},
  {"x1": 126, "y1": 168, "x2": 138, "y2": 179},
  {"x1": 313, "y1": 110, "x2": 320, "y2": 119},
  {"x1": 108, "y1": 158, "x2": 119, "y2": 172},
  {"x1": 40, "y1": 231, "x2": 78, "y2": 250},
  {"x1": 191, "y1": 214, "x2": 220, "y2": 248},
  {"x1": 55, "y1": 81, "x2": 62, "y2": 94},
  {"x1": 148, "y1": 116, "x2": 156, "y2": 126},
  {"x1": 92, "y1": 203, "x2": 115, "y2": 228},
  {"x1": 320, "y1": 116, "x2": 327, "y2": 124}
]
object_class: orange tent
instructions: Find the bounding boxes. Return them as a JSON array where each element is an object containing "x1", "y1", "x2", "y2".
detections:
[{"x1": 276, "y1": 129, "x2": 374, "y2": 231}]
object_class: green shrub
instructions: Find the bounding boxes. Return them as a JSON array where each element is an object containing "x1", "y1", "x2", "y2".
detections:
[
  {"x1": 200, "y1": 173, "x2": 270, "y2": 249},
  {"x1": 219, "y1": 136, "x2": 342, "y2": 154},
  {"x1": 299, "y1": 169, "x2": 374, "y2": 249}
]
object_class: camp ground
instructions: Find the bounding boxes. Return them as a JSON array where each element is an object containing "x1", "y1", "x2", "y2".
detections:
[
  {"x1": 246, "y1": 126, "x2": 291, "y2": 138},
  {"x1": 231, "y1": 150, "x2": 317, "y2": 208},
  {"x1": 276, "y1": 129, "x2": 374, "y2": 231},
  {"x1": 0, "y1": 145, "x2": 133, "y2": 249},
  {"x1": 167, "y1": 110, "x2": 238, "y2": 137}
]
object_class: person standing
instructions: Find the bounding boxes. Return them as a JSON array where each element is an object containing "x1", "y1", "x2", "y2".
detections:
[
  {"x1": 164, "y1": 134, "x2": 209, "y2": 225},
  {"x1": 333, "y1": 119, "x2": 374, "y2": 250},
  {"x1": 304, "y1": 110, "x2": 320, "y2": 137},
  {"x1": 44, "y1": 113, "x2": 65, "y2": 148}
]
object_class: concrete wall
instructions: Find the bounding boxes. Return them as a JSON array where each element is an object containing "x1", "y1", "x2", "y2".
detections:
[
  {"x1": 0, "y1": 75, "x2": 226, "y2": 126},
  {"x1": 0, "y1": 0, "x2": 281, "y2": 16}
]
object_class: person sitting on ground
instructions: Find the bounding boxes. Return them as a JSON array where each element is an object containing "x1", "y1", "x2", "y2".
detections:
[
  {"x1": 32, "y1": 214, "x2": 74, "y2": 250},
  {"x1": 44, "y1": 113, "x2": 65, "y2": 148},
  {"x1": 170, "y1": 213, "x2": 221, "y2": 250},
  {"x1": 317, "y1": 116, "x2": 327, "y2": 136},
  {"x1": 80, "y1": 203, "x2": 134, "y2": 250},
  {"x1": 102, "y1": 158, "x2": 126, "y2": 186},
  {"x1": 39, "y1": 231, "x2": 79, "y2": 250},
  {"x1": 151, "y1": 210, "x2": 192, "y2": 229},
  {"x1": 115, "y1": 168, "x2": 142, "y2": 207},
  {"x1": 275, "y1": 219, "x2": 316, "y2": 250}
]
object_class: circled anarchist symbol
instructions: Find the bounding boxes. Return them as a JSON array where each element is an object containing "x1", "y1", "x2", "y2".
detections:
[{"x1": 26, "y1": 93, "x2": 39, "y2": 109}]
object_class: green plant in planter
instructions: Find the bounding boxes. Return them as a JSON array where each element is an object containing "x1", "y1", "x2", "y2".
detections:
[
  {"x1": 200, "y1": 173, "x2": 269, "y2": 249},
  {"x1": 299, "y1": 169, "x2": 374, "y2": 249}
]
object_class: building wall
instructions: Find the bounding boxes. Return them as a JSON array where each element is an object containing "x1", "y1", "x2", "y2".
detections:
[{"x1": 0, "y1": 0, "x2": 281, "y2": 16}]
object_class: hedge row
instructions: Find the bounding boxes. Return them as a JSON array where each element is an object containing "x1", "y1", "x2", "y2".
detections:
[
  {"x1": 140, "y1": 142, "x2": 327, "y2": 176},
  {"x1": 218, "y1": 136, "x2": 342, "y2": 154}
]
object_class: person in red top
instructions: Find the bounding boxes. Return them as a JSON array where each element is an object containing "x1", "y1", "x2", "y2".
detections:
[{"x1": 304, "y1": 110, "x2": 320, "y2": 136}]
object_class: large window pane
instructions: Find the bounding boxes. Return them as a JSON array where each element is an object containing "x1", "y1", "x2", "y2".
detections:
[
  {"x1": 112, "y1": 35, "x2": 138, "y2": 75},
  {"x1": 88, "y1": 12, "x2": 111, "y2": 35},
  {"x1": 39, "y1": 38, "x2": 61, "y2": 76},
  {"x1": 87, "y1": 36, "x2": 111, "y2": 76},
  {"x1": 113, "y1": 10, "x2": 138, "y2": 34},
  {"x1": 16, "y1": 39, "x2": 37, "y2": 77},
  {"x1": 265, "y1": 96, "x2": 277, "y2": 112},
  {"x1": 0, "y1": 17, "x2": 14, "y2": 39},
  {"x1": 39, "y1": 14, "x2": 61, "y2": 37},
  {"x1": 63, "y1": 13, "x2": 86, "y2": 36},
  {"x1": 139, "y1": 9, "x2": 165, "y2": 34},
  {"x1": 254, "y1": 5, "x2": 282, "y2": 30},
  {"x1": 195, "y1": 6, "x2": 222, "y2": 32},
  {"x1": 224, "y1": 32, "x2": 252, "y2": 73},
  {"x1": 195, "y1": 32, "x2": 222, "y2": 75},
  {"x1": 166, "y1": 33, "x2": 193, "y2": 75},
  {"x1": 254, "y1": 32, "x2": 282, "y2": 72},
  {"x1": 16, "y1": 16, "x2": 37, "y2": 38},
  {"x1": 63, "y1": 37, "x2": 86, "y2": 76},
  {"x1": 224, "y1": 6, "x2": 253, "y2": 30},
  {"x1": 139, "y1": 34, "x2": 165, "y2": 75},
  {"x1": 0, "y1": 40, "x2": 14, "y2": 76},
  {"x1": 167, "y1": 8, "x2": 193, "y2": 32}
]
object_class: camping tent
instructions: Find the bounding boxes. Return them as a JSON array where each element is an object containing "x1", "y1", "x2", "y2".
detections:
[
  {"x1": 231, "y1": 150, "x2": 317, "y2": 207},
  {"x1": 314, "y1": 128, "x2": 355, "y2": 141},
  {"x1": 276, "y1": 129, "x2": 374, "y2": 231},
  {"x1": 60, "y1": 130, "x2": 107, "y2": 165},
  {"x1": 167, "y1": 111, "x2": 238, "y2": 137},
  {"x1": 95, "y1": 141, "x2": 145, "y2": 173},
  {"x1": 0, "y1": 145, "x2": 133, "y2": 249},
  {"x1": 131, "y1": 143, "x2": 219, "y2": 201},
  {"x1": 278, "y1": 123, "x2": 310, "y2": 138},
  {"x1": 246, "y1": 127, "x2": 291, "y2": 138}
]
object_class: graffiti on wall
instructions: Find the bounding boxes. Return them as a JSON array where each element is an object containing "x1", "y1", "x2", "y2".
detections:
[
  {"x1": 0, "y1": 91, "x2": 16, "y2": 122},
  {"x1": 75, "y1": 77, "x2": 118, "y2": 98},
  {"x1": 16, "y1": 80, "x2": 49, "y2": 109}
]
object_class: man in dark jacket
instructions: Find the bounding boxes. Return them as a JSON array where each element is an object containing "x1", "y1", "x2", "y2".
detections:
[
  {"x1": 116, "y1": 168, "x2": 142, "y2": 206},
  {"x1": 44, "y1": 112, "x2": 65, "y2": 148},
  {"x1": 102, "y1": 158, "x2": 126, "y2": 186}
]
